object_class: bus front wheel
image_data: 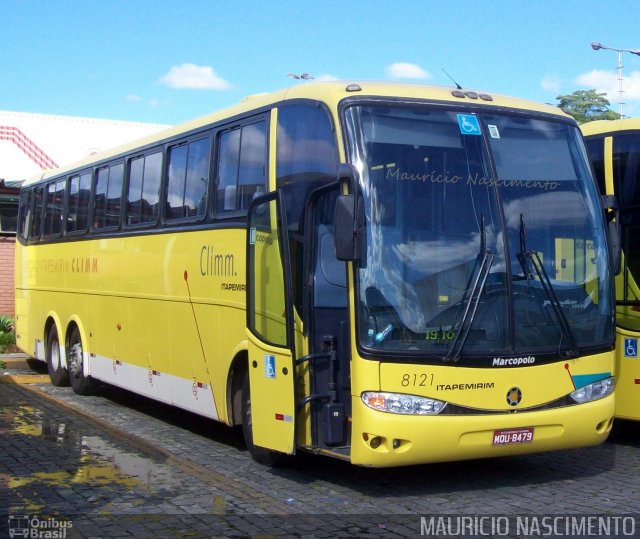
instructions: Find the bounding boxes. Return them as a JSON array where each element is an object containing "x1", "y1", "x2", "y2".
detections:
[
  {"x1": 46, "y1": 325, "x2": 69, "y2": 387},
  {"x1": 241, "y1": 370, "x2": 286, "y2": 467},
  {"x1": 67, "y1": 327, "x2": 97, "y2": 396}
]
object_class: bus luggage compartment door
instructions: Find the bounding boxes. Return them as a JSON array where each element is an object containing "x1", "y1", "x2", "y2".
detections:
[{"x1": 246, "y1": 192, "x2": 296, "y2": 454}]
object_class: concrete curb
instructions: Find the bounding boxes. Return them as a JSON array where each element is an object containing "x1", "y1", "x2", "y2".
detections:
[
  {"x1": 0, "y1": 352, "x2": 30, "y2": 359},
  {"x1": 0, "y1": 373, "x2": 51, "y2": 384}
]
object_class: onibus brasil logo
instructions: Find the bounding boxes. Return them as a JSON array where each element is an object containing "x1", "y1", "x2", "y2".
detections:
[{"x1": 8, "y1": 514, "x2": 72, "y2": 538}]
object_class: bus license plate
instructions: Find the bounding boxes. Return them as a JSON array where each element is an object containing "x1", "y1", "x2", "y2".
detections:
[{"x1": 492, "y1": 427, "x2": 534, "y2": 445}]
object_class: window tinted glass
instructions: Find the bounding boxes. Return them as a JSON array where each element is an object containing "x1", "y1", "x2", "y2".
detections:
[
  {"x1": 276, "y1": 104, "x2": 337, "y2": 233},
  {"x1": 216, "y1": 121, "x2": 266, "y2": 213},
  {"x1": 216, "y1": 128, "x2": 241, "y2": 212},
  {"x1": 275, "y1": 104, "x2": 338, "y2": 314},
  {"x1": 142, "y1": 152, "x2": 161, "y2": 222},
  {"x1": 17, "y1": 189, "x2": 31, "y2": 239},
  {"x1": 127, "y1": 151, "x2": 161, "y2": 226},
  {"x1": 167, "y1": 144, "x2": 188, "y2": 219},
  {"x1": 348, "y1": 105, "x2": 612, "y2": 362},
  {"x1": 166, "y1": 137, "x2": 210, "y2": 220},
  {"x1": 613, "y1": 134, "x2": 640, "y2": 330},
  {"x1": 184, "y1": 138, "x2": 210, "y2": 217},
  {"x1": 106, "y1": 163, "x2": 124, "y2": 228},
  {"x1": 0, "y1": 205, "x2": 18, "y2": 233},
  {"x1": 127, "y1": 157, "x2": 144, "y2": 225},
  {"x1": 67, "y1": 172, "x2": 91, "y2": 233},
  {"x1": 94, "y1": 167, "x2": 109, "y2": 229},
  {"x1": 30, "y1": 187, "x2": 44, "y2": 240},
  {"x1": 584, "y1": 137, "x2": 605, "y2": 194},
  {"x1": 44, "y1": 180, "x2": 65, "y2": 236}
]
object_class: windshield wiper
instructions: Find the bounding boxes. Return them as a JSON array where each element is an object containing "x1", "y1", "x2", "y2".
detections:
[
  {"x1": 446, "y1": 214, "x2": 494, "y2": 362},
  {"x1": 517, "y1": 214, "x2": 579, "y2": 358},
  {"x1": 517, "y1": 214, "x2": 535, "y2": 280}
]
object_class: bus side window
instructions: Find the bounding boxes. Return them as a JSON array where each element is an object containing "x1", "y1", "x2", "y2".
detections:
[
  {"x1": 127, "y1": 151, "x2": 162, "y2": 226},
  {"x1": 93, "y1": 163, "x2": 124, "y2": 230},
  {"x1": 215, "y1": 120, "x2": 267, "y2": 215},
  {"x1": 43, "y1": 180, "x2": 65, "y2": 238},
  {"x1": 17, "y1": 189, "x2": 31, "y2": 240},
  {"x1": 30, "y1": 186, "x2": 45, "y2": 240},
  {"x1": 166, "y1": 136, "x2": 211, "y2": 221},
  {"x1": 66, "y1": 171, "x2": 91, "y2": 234}
]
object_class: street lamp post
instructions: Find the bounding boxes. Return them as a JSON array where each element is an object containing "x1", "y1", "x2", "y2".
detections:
[{"x1": 591, "y1": 42, "x2": 640, "y2": 118}]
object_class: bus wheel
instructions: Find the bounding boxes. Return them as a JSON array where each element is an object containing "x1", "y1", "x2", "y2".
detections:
[
  {"x1": 67, "y1": 327, "x2": 97, "y2": 396},
  {"x1": 241, "y1": 370, "x2": 286, "y2": 467},
  {"x1": 46, "y1": 325, "x2": 69, "y2": 386}
]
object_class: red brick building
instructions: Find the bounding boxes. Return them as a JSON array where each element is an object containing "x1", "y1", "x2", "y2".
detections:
[
  {"x1": 0, "y1": 235, "x2": 16, "y2": 318},
  {"x1": 0, "y1": 179, "x2": 20, "y2": 318}
]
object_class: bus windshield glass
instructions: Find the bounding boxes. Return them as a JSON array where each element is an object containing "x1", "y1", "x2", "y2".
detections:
[{"x1": 345, "y1": 105, "x2": 614, "y2": 365}]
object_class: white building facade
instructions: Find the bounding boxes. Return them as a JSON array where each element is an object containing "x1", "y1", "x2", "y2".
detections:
[{"x1": 0, "y1": 110, "x2": 170, "y2": 182}]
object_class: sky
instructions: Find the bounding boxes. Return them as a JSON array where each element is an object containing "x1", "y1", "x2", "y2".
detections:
[{"x1": 3, "y1": 0, "x2": 640, "y2": 126}]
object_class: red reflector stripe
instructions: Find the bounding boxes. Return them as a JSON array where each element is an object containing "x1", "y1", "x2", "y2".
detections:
[
  {"x1": 275, "y1": 413, "x2": 284, "y2": 421},
  {"x1": 635, "y1": 379, "x2": 640, "y2": 385}
]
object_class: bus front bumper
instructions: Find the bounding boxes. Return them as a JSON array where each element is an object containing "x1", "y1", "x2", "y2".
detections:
[{"x1": 349, "y1": 394, "x2": 614, "y2": 467}]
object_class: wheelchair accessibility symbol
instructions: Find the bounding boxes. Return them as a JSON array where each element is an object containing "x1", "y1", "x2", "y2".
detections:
[
  {"x1": 457, "y1": 114, "x2": 481, "y2": 136},
  {"x1": 624, "y1": 338, "x2": 638, "y2": 358},
  {"x1": 265, "y1": 354, "x2": 276, "y2": 378}
]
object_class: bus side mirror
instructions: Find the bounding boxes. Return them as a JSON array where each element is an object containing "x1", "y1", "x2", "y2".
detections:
[
  {"x1": 602, "y1": 194, "x2": 622, "y2": 275},
  {"x1": 335, "y1": 194, "x2": 364, "y2": 261},
  {"x1": 334, "y1": 164, "x2": 364, "y2": 262}
]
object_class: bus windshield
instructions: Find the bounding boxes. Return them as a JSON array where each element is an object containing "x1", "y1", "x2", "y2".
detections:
[{"x1": 345, "y1": 105, "x2": 614, "y2": 365}]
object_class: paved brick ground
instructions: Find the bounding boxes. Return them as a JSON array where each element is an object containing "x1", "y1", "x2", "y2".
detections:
[{"x1": 1, "y1": 358, "x2": 639, "y2": 538}]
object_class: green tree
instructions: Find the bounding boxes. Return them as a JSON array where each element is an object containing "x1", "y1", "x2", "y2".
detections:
[{"x1": 556, "y1": 89, "x2": 620, "y2": 124}]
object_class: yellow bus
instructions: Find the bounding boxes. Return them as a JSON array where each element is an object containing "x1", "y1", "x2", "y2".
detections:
[
  {"x1": 16, "y1": 82, "x2": 617, "y2": 467},
  {"x1": 582, "y1": 118, "x2": 640, "y2": 421}
]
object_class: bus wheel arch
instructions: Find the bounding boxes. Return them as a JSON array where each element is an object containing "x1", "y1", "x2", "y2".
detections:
[
  {"x1": 45, "y1": 318, "x2": 69, "y2": 387},
  {"x1": 227, "y1": 351, "x2": 248, "y2": 427},
  {"x1": 66, "y1": 322, "x2": 97, "y2": 396}
]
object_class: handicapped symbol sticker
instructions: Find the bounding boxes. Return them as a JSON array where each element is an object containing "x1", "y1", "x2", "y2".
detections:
[
  {"x1": 457, "y1": 114, "x2": 481, "y2": 136},
  {"x1": 265, "y1": 354, "x2": 276, "y2": 378},
  {"x1": 624, "y1": 337, "x2": 638, "y2": 358}
]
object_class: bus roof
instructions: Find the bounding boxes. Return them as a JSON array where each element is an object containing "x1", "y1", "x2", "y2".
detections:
[
  {"x1": 22, "y1": 81, "x2": 571, "y2": 187},
  {"x1": 581, "y1": 117, "x2": 640, "y2": 137}
]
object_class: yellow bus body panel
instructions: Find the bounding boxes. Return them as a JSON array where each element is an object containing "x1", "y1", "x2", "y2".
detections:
[
  {"x1": 614, "y1": 329, "x2": 640, "y2": 421},
  {"x1": 15, "y1": 228, "x2": 248, "y2": 423}
]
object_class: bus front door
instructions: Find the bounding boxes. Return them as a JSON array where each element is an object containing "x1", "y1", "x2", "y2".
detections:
[{"x1": 246, "y1": 192, "x2": 296, "y2": 456}]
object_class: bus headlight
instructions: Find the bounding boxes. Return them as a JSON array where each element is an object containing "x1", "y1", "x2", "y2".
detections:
[
  {"x1": 361, "y1": 392, "x2": 446, "y2": 415},
  {"x1": 570, "y1": 377, "x2": 615, "y2": 404}
]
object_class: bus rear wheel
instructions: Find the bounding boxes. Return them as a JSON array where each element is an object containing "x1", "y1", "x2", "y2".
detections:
[
  {"x1": 67, "y1": 327, "x2": 97, "y2": 396},
  {"x1": 241, "y1": 370, "x2": 286, "y2": 467},
  {"x1": 46, "y1": 325, "x2": 69, "y2": 387}
]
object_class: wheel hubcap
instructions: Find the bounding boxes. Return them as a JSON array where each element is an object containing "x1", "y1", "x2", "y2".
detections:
[
  {"x1": 51, "y1": 342, "x2": 60, "y2": 370},
  {"x1": 69, "y1": 343, "x2": 83, "y2": 377}
]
